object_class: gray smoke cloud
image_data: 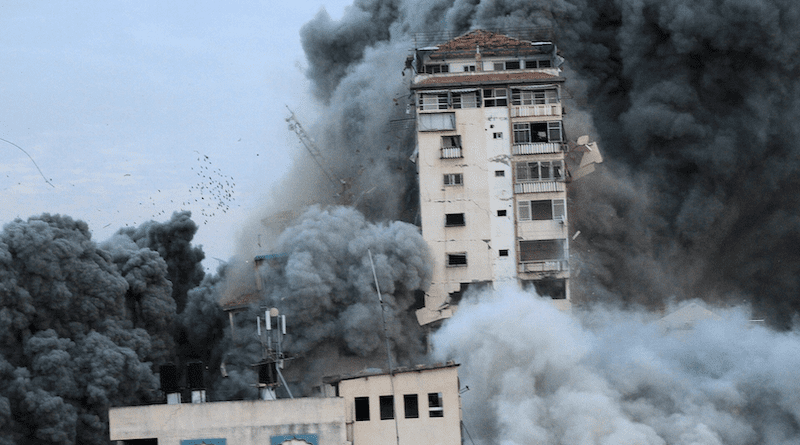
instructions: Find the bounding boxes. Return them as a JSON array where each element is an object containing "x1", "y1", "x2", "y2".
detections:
[
  {"x1": 434, "y1": 287, "x2": 800, "y2": 445},
  {"x1": 292, "y1": 0, "x2": 800, "y2": 325},
  {"x1": 208, "y1": 205, "x2": 432, "y2": 396}
]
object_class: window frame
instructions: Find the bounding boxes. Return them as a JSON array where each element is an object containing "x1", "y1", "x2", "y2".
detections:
[
  {"x1": 445, "y1": 213, "x2": 465, "y2": 227},
  {"x1": 443, "y1": 173, "x2": 463, "y2": 186},
  {"x1": 379, "y1": 395, "x2": 395, "y2": 420},
  {"x1": 515, "y1": 161, "x2": 565, "y2": 183},
  {"x1": 428, "y1": 392, "x2": 444, "y2": 418},
  {"x1": 447, "y1": 253, "x2": 467, "y2": 267},
  {"x1": 404, "y1": 394, "x2": 419, "y2": 419},
  {"x1": 355, "y1": 397, "x2": 370, "y2": 421},
  {"x1": 513, "y1": 121, "x2": 563, "y2": 144},
  {"x1": 519, "y1": 239, "x2": 567, "y2": 263},
  {"x1": 483, "y1": 88, "x2": 508, "y2": 107}
]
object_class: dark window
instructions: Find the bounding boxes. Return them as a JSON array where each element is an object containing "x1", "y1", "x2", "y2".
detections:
[
  {"x1": 495, "y1": 170, "x2": 505, "y2": 177},
  {"x1": 404, "y1": 394, "x2": 419, "y2": 419},
  {"x1": 424, "y1": 64, "x2": 449, "y2": 74},
  {"x1": 497, "y1": 209, "x2": 507, "y2": 217},
  {"x1": 519, "y1": 239, "x2": 566, "y2": 262},
  {"x1": 380, "y1": 395, "x2": 395, "y2": 420},
  {"x1": 513, "y1": 121, "x2": 562, "y2": 144},
  {"x1": 447, "y1": 253, "x2": 467, "y2": 267},
  {"x1": 499, "y1": 249, "x2": 509, "y2": 257},
  {"x1": 523, "y1": 278, "x2": 567, "y2": 299},
  {"x1": 441, "y1": 135, "x2": 461, "y2": 148},
  {"x1": 518, "y1": 199, "x2": 566, "y2": 221},
  {"x1": 493, "y1": 132, "x2": 503, "y2": 139},
  {"x1": 445, "y1": 213, "x2": 465, "y2": 227},
  {"x1": 516, "y1": 161, "x2": 565, "y2": 182},
  {"x1": 428, "y1": 392, "x2": 444, "y2": 417},
  {"x1": 505, "y1": 60, "x2": 520, "y2": 69},
  {"x1": 531, "y1": 201, "x2": 553, "y2": 220},
  {"x1": 463, "y1": 65, "x2": 476, "y2": 72},
  {"x1": 483, "y1": 88, "x2": 507, "y2": 107},
  {"x1": 444, "y1": 173, "x2": 463, "y2": 186},
  {"x1": 355, "y1": 397, "x2": 370, "y2": 421}
]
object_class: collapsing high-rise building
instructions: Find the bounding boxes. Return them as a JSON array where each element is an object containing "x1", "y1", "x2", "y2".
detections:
[{"x1": 410, "y1": 29, "x2": 571, "y2": 326}]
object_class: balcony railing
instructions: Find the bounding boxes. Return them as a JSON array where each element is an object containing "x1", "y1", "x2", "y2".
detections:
[
  {"x1": 518, "y1": 260, "x2": 569, "y2": 273},
  {"x1": 511, "y1": 103, "x2": 561, "y2": 118},
  {"x1": 514, "y1": 181, "x2": 565, "y2": 194},
  {"x1": 512, "y1": 142, "x2": 562, "y2": 155},
  {"x1": 441, "y1": 147, "x2": 463, "y2": 159}
]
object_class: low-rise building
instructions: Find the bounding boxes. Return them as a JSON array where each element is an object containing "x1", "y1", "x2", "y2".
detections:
[{"x1": 109, "y1": 362, "x2": 461, "y2": 445}]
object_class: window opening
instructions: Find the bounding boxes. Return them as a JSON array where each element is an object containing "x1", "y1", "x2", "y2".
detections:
[
  {"x1": 404, "y1": 394, "x2": 419, "y2": 419},
  {"x1": 493, "y1": 132, "x2": 503, "y2": 139},
  {"x1": 495, "y1": 170, "x2": 505, "y2": 177},
  {"x1": 355, "y1": 397, "x2": 370, "y2": 421},
  {"x1": 445, "y1": 213, "x2": 465, "y2": 227},
  {"x1": 453, "y1": 91, "x2": 479, "y2": 109},
  {"x1": 511, "y1": 89, "x2": 558, "y2": 106},
  {"x1": 497, "y1": 209, "x2": 507, "y2": 217},
  {"x1": 424, "y1": 64, "x2": 449, "y2": 74},
  {"x1": 483, "y1": 88, "x2": 507, "y2": 107},
  {"x1": 428, "y1": 392, "x2": 444, "y2": 417},
  {"x1": 447, "y1": 253, "x2": 467, "y2": 267},
  {"x1": 419, "y1": 113, "x2": 455, "y2": 131},
  {"x1": 513, "y1": 121, "x2": 562, "y2": 143},
  {"x1": 441, "y1": 136, "x2": 461, "y2": 148},
  {"x1": 516, "y1": 161, "x2": 565, "y2": 182},
  {"x1": 420, "y1": 93, "x2": 449, "y2": 111},
  {"x1": 380, "y1": 395, "x2": 395, "y2": 420},
  {"x1": 499, "y1": 249, "x2": 509, "y2": 257},
  {"x1": 519, "y1": 239, "x2": 566, "y2": 262},
  {"x1": 444, "y1": 173, "x2": 463, "y2": 186}
]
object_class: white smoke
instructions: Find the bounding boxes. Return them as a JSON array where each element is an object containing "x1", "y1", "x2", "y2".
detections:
[{"x1": 433, "y1": 287, "x2": 800, "y2": 445}]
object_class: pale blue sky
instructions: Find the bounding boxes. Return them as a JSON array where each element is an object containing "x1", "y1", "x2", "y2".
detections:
[{"x1": 0, "y1": 1, "x2": 352, "y2": 270}]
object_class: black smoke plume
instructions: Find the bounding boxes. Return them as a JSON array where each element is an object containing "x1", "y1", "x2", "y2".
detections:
[{"x1": 0, "y1": 215, "x2": 167, "y2": 444}]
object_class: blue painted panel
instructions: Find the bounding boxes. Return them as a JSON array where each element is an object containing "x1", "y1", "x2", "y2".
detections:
[
  {"x1": 270, "y1": 434, "x2": 319, "y2": 445},
  {"x1": 181, "y1": 439, "x2": 226, "y2": 445}
]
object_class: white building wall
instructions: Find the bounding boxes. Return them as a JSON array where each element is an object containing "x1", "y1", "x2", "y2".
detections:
[
  {"x1": 109, "y1": 398, "x2": 347, "y2": 445},
  {"x1": 483, "y1": 107, "x2": 517, "y2": 285},
  {"x1": 337, "y1": 366, "x2": 461, "y2": 445}
]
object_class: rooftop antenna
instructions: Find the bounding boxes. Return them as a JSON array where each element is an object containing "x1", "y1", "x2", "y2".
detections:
[
  {"x1": 253, "y1": 307, "x2": 293, "y2": 400},
  {"x1": 368, "y1": 249, "x2": 400, "y2": 445}
]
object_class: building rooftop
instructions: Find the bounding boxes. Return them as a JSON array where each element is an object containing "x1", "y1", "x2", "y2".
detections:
[
  {"x1": 427, "y1": 29, "x2": 553, "y2": 60},
  {"x1": 412, "y1": 71, "x2": 562, "y2": 90},
  {"x1": 322, "y1": 361, "x2": 459, "y2": 384}
]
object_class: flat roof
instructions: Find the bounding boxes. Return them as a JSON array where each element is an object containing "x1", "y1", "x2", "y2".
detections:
[
  {"x1": 412, "y1": 71, "x2": 563, "y2": 90},
  {"x1": 322, "y1": 361, "x2": 459, "y2": 384}
]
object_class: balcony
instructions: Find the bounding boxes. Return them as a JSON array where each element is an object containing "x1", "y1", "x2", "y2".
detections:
[
  {"x1": 514, "y1": 181, "x2": 565, "y2": 194},
  {"x1": 511, "y1": 103, "x2": 561, "y2": 118},
  {"x1": 512, "y1": 142, "x2": 562, "y2": 155},
  {"x1": 518, "y1": 260, "x2": 569, "y2": 273},
  {"x1": 441, "y1": 147, "x2": 463, "y2": 159}
]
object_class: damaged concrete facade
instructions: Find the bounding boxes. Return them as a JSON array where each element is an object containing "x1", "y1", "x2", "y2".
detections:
[{"x1": 412, "y1": 30, "x2": 571, "y2": 326}]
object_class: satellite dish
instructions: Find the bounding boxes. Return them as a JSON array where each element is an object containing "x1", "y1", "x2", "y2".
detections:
[{"x1": 270, "y1": 307, "x2": 280, "y2": 317}]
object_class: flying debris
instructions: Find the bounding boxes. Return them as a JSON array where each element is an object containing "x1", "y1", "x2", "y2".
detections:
[{"x1": 570, "y1": 135, "x2": 603, "y2": 180}]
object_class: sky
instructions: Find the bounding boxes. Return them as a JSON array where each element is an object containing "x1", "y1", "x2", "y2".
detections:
[{"x1": 0, "y1": 1, "x2": 353, "y2": 271}]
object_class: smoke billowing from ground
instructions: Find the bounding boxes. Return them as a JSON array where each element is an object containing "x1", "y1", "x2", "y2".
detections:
[
  {"x1": 205, "y1": 206, "x2": 431, "y2": 396},
  {"x1": 435, "y1": 287, "x2": 800, "y2": 445},
  {"x1": 295, "y1": 0, "x2": 800, "y2": 324}
]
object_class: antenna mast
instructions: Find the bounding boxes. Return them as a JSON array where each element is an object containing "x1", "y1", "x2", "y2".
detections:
[{"x1": 254, "y1": 307, "x2": 293, "y2": 400}]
